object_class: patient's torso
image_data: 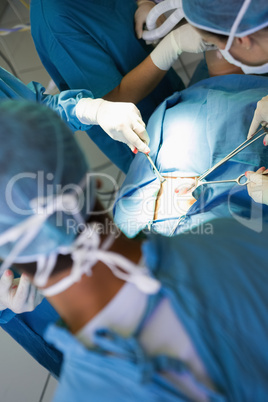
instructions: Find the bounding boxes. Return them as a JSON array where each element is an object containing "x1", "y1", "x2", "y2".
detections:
[
  {"x1": 154, "y1": 175, "x2": 197, "y2": 221},
  {"x1": 114, "y1": 76, "x2": 268, "y2": 238}
]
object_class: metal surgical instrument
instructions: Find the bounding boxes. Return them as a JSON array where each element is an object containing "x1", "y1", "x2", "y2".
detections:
[
  {"x1": 170, "y1": 124, "x2": 268, "y2": 237},
  {"x1": 196, "y1": 173, "x2": 249, "y2": 188},
  {"x1": 185, "y1": 125, "x2": 268, "y2": 192},
  {"x1": 134, "y1": 143, "x2": 166, "y2": 184},
  {"x1": 199, "y1": 125, "x2": 268, "y2": 182},
  {"x1": 145, "y1": 153, "x2": 166, "y2": 183}
]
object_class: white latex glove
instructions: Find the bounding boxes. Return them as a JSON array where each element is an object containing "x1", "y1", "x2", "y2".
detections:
[
  {"x1": 135, "y1": 0, "x2": 156, "y2": 39},
  {"x1": 76, "y1": 98, "x2": 150, "y2": 154},
  {"x1": 245, "y1": 167, "x2": 268, "y2": 205},
  {"x1": 174, "y1": 177, "x2": 197, "y2": 195},
  {"x1": 0, "y1": 270, "x2": 43, "y2": 314},
  {"x1": 150, "y1": 23, "x2": 209, "y2": 70},
  {"x1": 247, "y1": 95, "x2": 268, "y2": 141}
]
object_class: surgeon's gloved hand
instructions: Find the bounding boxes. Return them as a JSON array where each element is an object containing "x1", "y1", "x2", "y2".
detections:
[
  {"x1": 0, "y1": 270, "x2": 43, "y2": 314},
  {"x1": 150, "y1": 23, "x2": 208, "y2": 70},
  {"x1": 245, "y1": 167, "x2": 268, "y2": 205},
  {"x1": 174, "y1": 177, "x2": 197, "y2": 195},
  {"x1": 76, "y1": 98, "x2": 150, "y2": 154},
  {"x1": 247, "y1": 95, "x2": 268, "y2": 140},
  {"x1": 135, "y1": 0, "x2": 156, "y2": 40}
]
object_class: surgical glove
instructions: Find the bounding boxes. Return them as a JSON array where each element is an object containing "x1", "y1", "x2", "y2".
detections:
[
  {"x1": 247, "y1": 95, "x2": 268, "y2": 140},
  {"x1": 76, "y1": 98, "x2": 150, "y2": 154},
  {"x1": 245, "y1": 167, "x2": 268, "y2": 205},
  {"x1": 174, "y1": 177, "x2": 197, "y2": 195},
  {"x1": 150, "y1": 23, "x2": 208, "y2": 70},
  {"x1": 135, "y1": 1, "x2": 156, "y2": 40},
  {"x1": 0, "y1": 270, "x2": 43, "y2": 314}
]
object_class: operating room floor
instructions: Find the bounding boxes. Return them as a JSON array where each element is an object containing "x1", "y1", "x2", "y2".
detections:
[{"x1": 0, "y1": 1, "x2": 204, "y2": 401}]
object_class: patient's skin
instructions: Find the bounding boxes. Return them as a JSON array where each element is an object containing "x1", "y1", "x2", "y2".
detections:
[{"x1": 154, "y1": 176, "x2": 197, "y2": 221}]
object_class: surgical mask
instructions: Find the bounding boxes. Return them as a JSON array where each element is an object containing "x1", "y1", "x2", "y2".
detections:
[
  {"x1": 0, "y1": 191, "x2": 161, "y2": 297},
  {"x1": 219, "y1": 0, "x2": 268, "y2": 74},
  {"x1": 219, "y1": 48, "x2": 268, "y2": 74}
]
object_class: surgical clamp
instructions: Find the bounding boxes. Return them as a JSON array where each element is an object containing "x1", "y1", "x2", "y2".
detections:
[
  {"x1": 170, "y1": 124, "x2": 268, "y2": 237},
  {"x1": 186, "y1": 126, "x2": 267, "y2": 192},
  {"x1": 196, "y1": 173, "x2": 249, "y2": 188},
  {"x1": 199, "y1": 124, "x2": 268, "y2": 182}
]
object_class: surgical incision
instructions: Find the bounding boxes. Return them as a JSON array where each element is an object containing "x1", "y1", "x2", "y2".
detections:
[{"x1": 153, "y1": 176, "x2": 198, "y2": 221}]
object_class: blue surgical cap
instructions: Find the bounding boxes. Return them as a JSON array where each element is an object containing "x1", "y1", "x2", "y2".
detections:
[
  {"x1": 0, "y1": 100, "x2": 95, "y2": 262},
  {"x1": 182, "y1": 0, "x2": 268, "y2": 36}
]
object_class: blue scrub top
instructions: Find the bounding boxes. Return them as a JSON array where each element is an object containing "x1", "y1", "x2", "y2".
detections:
[
  {"x1": 0, "y1": 66, "x2": 92, "y2": 132},
  {"x1": 1, "y1": 300, "x2": 62, "y2": 378},
  {"x1": 30, "y1": 0, "x2": 185, "y2": 173},
  {"x1": 45, "y1": 218, "x2": 268, "y2": 401},
  {"x1": 114, "y1": 74, "x2": 268, "y2": 237}
]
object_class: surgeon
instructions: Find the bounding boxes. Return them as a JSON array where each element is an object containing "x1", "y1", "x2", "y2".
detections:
[
  {"x1": 0, "y1": 66, "x2": 150, "y2": 156},
  {"x1": 30, "y1": 0, "x2": 184, "y2": 108},
  {"x1": 0, "y1": 64, "x2": 152, "y2": 375},
  {"x1": 30, "y1": 0, "x2": 217, "y2": 171},
  {"x1": 113, "y1": 73, "x2": 268, "y2": 238},
  {"x1": 0, "y1": 100, "x2": 267, "y2": 401},
  {"x1": 180, "y1": 0, "x2": 268, "y2": 136},
  {"x1": 136, "y1": 0, "x2": 268, "y2": 135},
  {"x1": 135, "y1": 0, "x2": 245, "y2": 82}
]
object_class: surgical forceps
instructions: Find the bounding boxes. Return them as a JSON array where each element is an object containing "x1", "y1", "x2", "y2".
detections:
[
  {"x1": 195, "y1": 173, "x2": 249, "y2": 188},
  {"x1": 145, "y1": 153, "x2": 166, "y2": 183},
  {"x1": 169, "y1": 124, "x2": 268, "y2": 236},
  {"x1": 134, "y1": 144, "x2": 166, "y2": 183},
  {"x1": 184, "y1": 126, "x2": 267, "y2": 192},
  {"x1": 198, "y1": 124, "x2": 268, "y2": 183},
  {"x1": 187, "y1": 125, "x2": 268, "y2": 191}
]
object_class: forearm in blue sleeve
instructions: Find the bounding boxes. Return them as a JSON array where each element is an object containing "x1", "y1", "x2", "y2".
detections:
[
  {"x1": 27, "y1": 81, "x2": 94, "y2": 132},
  {"x1": 0, "y1": 309, "x2": 16, "y2": 324}
]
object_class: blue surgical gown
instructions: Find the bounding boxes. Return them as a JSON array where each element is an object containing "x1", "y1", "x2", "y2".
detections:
[
  {"x1": 0, "y1": 66, "x2": 92, "y2": 133},
  {"x1": 45, "y1": 218, "x2": 268, "y2": 401},
  {"x1": 1, "y1": 300, "x2": 62, "y2": 378},
  {"x1": 114, "y1": 74, "x2": 268, "y2": 237},
  {"x1": 30, "y1": 0, "x2": 185, "y2": 172}
]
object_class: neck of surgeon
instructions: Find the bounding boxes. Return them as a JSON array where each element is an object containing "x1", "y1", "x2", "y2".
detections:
[{"x1": 17, "y1": 202, "x2": 143, "y2": 334}]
